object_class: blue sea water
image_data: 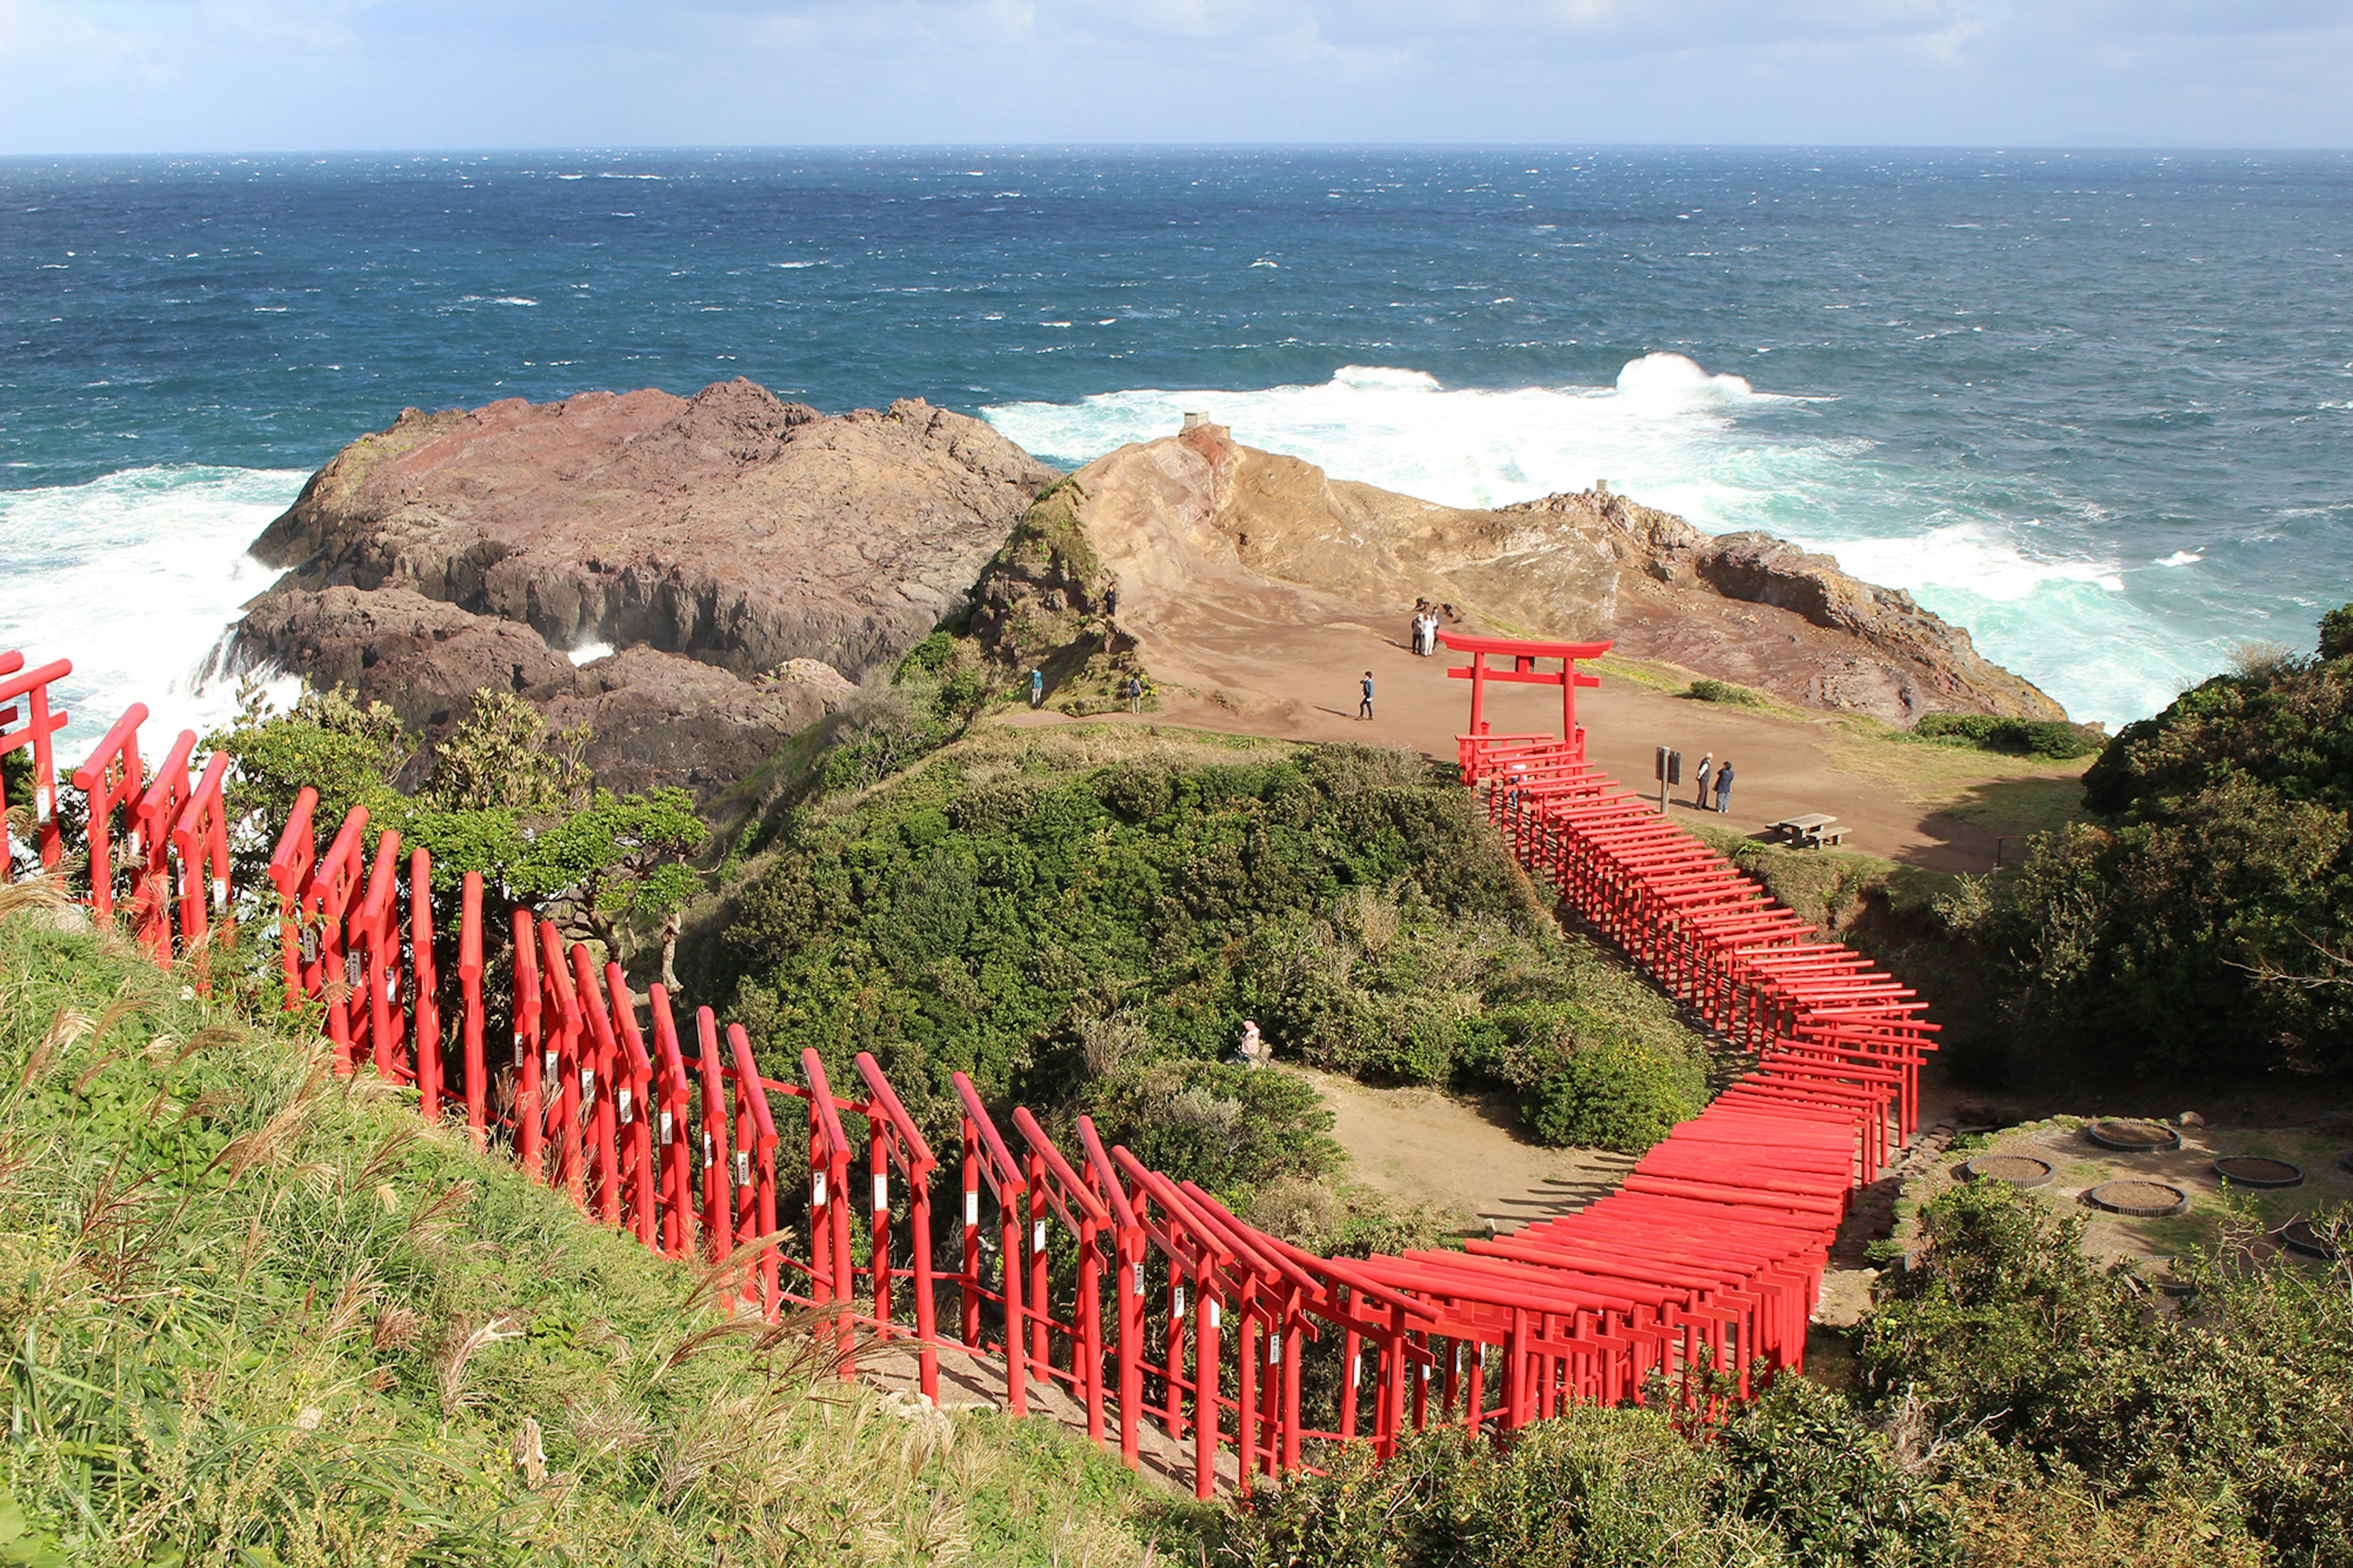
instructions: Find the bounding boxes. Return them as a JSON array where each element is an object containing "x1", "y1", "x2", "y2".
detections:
[{"x1": 4, "y1": 147, "x2": 2351, "y2": 740}]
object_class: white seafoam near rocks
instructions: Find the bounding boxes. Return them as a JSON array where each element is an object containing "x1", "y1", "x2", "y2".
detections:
[
  {"x1": 0, "y1": 466, "x2": 305, "y2": 746},
  {"x1": 0, "y1": 356, "x2": 2219, "y2": 741},
  {"x1": 985, "y1": 355, "x2": 2210, "y2": 728}
]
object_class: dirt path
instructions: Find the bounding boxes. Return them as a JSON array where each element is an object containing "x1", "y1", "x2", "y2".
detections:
[
  {"x1": 1001, "y1": 613, "x2": 2075, "y2": 874},
  {"x1": 1292, "y1": 1066, "x2": 1635, "y2": 1237}
]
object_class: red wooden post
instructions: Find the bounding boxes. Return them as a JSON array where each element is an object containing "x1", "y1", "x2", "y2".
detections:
[
  {"x1": 1194, "y1": 1273, "x2": 1219, "y2": 1500},
  {"x1": 731, "y1": 1026, "x2": 782, "y2": 1319},
  {"x1": 798, "y1": 1048, "x2": 854, "y2": 1354},
  {"x1": 649, "y1": 986, "x2": 697, "y2": 1258},
  {"x1": 168, "y1": 751, "x2": 233, "y2": 988},
  {"x1": 856, "y1": 1051, "x2": 940, "y2": 1403},
  {"x1": 572, "y1": 944, "x2": 621, "y2": 1225},
  {"x1": 355, "y1": 830, "x2": 404, "y2": 1081},
  {"x1": 0, "y1": 656, "x2": 70, "y2": 874},
  {"x1": 131, "y1": 730, "x2": 196, "y2": 963},
  {"x1": 458, "y1": 873, "x2": 486, "y2": 1146},
  {"x1": 692, "y1": 1007, "x2": 732, "y2": 1304},
  {"x1": 605, "y1": 963, "x2": 658, "y2": 1249},
  {"x1": 410, "y1": 848, "x2": 441, "y2": 1121},
  {"x1": 70, "y1": 704, "x2": 147, "y2": 922},
  {"x1": 314, "y1": 806, "x2": 369, "y2": 1066},
  {"x1": 263, "y1": 787, "x2": 316, "y2": 1010},
  {"x1": 1077, "y1": 1115, "x2": 1144, "y2": 1467},
  {"x1": 537, "y1": 922, "x2": 583, "y2": 1206},
  {"x1": 512, "y1": 907, "x2": 544, "y2": 1181}
]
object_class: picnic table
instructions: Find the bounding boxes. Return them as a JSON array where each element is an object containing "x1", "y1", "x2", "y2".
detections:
[{"x1": 1766, "y1": 812, "x2": 1848, "y2": 848}]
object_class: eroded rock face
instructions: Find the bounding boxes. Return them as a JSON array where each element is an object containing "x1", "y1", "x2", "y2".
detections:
[
  {"x1": 1058, "y1": 427, "x2": 2064, "y2": 725},
  {"x1": 235, "y1": 380, "x2": 1057, "y2": 800}
]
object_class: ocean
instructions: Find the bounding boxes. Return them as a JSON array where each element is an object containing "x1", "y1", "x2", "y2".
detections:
[{"x1": 5, "y1": 147, "x2": 2350, "y2": 742}]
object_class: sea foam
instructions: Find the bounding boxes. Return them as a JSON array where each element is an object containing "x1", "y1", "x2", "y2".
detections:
[
  {"x1": 0, "y1": 466, "x2": 305, "y2": 748},
  {"x1": 983, "y1": 359, "x2": 2199, "y2": 725}
]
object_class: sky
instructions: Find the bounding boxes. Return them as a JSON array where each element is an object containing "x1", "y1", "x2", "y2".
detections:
[{"x1": 1, "y1": 1, "x2": 2349, "y2": 153}]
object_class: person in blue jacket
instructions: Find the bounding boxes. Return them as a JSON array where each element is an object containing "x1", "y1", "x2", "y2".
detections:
[
  {"x1": 1029, "y1": 668, "x2": 1045, "y2": 709},
  {"x1": 1714, "y1": 760, "x2": 1735, "y2": 813}
]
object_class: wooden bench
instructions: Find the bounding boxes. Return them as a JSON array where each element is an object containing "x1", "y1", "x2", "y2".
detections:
[{"x1": 1767, "y1": 812, "x2": 1847, "y2": 849}]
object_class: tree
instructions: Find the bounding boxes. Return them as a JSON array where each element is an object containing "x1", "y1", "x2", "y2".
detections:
[{"x1": 207, "y1": 681, "x2": 705, "y2": 967}]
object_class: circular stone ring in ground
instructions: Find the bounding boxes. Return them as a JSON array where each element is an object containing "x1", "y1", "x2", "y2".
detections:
[
  {"x1": 2086, "y1": 1118, "x2": 2181, "y2": 1152},
  {"x1": 2083, "y1": 1180, "x2": 2189, "y2": 1218},
  {"x1": 2212, "y1": 1156, "x2": 2304, "y2": 1189},
  {"x1": 1964, "y1": 1154, "x2": 2055, "y2": 1187},
  {"x1": 2277, "y1": 1219, "x2": 2342, "y2": 1261}
]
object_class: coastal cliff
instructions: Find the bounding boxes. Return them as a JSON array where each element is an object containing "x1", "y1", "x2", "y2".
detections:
[
  {"x1": 233, "y1": 379, "x2": 1056, "y2": 796},
  {"x1": 973, "y1": 423, "x2": 2064, "y2": 726},
  {"x1": 237, "y1": 385, "x2": 2063, "y2": 800}
]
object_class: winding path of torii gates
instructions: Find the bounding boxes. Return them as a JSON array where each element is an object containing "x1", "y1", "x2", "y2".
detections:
[{"x1": 1, "y1": 635, "x2": 1930, "y2": 1495}]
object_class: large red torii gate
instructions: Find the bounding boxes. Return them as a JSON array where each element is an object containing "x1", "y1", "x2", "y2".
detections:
[{"x1": 1438, "y1": 631, "x2": 1611, "y2": 757}]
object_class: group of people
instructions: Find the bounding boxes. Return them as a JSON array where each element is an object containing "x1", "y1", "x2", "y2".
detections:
[
  {"x1": 1409, "y1": 608, "x2": 1444, "y2": 656},
  {"x1": 1693, "y1": 751, "x2": 1735, "y2": 812}
]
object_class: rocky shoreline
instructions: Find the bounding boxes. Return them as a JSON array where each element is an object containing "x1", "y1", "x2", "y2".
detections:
[{"x1": 233, "y1": 379, "x2": 2064, "y2": 800}]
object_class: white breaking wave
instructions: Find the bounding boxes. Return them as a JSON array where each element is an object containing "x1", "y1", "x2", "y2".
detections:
[
  {"x1": 0, "y1": 466, "x2": 306, "y2": 750},
  {"x1": 983, "y1": 358, "x2": 2196, "y2": 725}
]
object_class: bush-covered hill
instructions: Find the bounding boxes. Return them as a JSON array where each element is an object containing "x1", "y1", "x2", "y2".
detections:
[
  {"x1": 703, "y1": 723, "x2": 1712, "y2": 1162},
  {"x1": 1952, "y1": 605, "x2": 2353, "y2": 1076},
  {"x1": 0, "y1": 893, "x2": 1191, "y2": 1567}
]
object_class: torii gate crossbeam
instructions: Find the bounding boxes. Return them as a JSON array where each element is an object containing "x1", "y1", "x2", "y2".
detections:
[{"x1": 1438, "y1": 631, "x2": 1611, "y2": 758}]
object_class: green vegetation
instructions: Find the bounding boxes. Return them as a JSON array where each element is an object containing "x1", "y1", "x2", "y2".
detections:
[
  {"x1": 1949, "y1": 604, "x2": 2353, "y2": 1075},
  {"x1": 1684, "y1": 678, "x2": 1772, "y2": 708},
  {"x1": 1229, "y1": 1179, "x2": 2352, "y2": 1568},
  {"x1": 1910, "y1": 712, "x2": 2105, "y2": 759},
  {"x1": 207, "y1": 681, "x2": 704, "y2": 961},
  {"x1": 0, "y1": 892, "x2": 1192, "y2": 1566},
  {"x1": 1861, "y1": 1181, "x2": 2352, "y2": 1567},
  {"x1": 1220, "y1": 1382, "x2": 1956, "y2": 1567},
  {"x1": 707, "y1": 727, "x2": 1711, "y2": 1159}
]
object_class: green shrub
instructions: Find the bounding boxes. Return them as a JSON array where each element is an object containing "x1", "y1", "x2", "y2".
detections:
[
  {"x1": 1721, "y1": 1380, "x2": 1959, "y2": 1566},
  {"x1": 1523, "y1": 1037, "x2": 1707, "y2": 1153},
  {"x1": 1860, "y1": 1181, "x2": 2353, "y2": 1565},
  {"x1": 713, "y1": 733, "x2": 1708, "y2": 1148},
  {"x1": 1979, "y1": 605, "x2": 2353, "y2": 1074},
  {"x1": 2321, "y1": 602, "x2": 2353, "y2": 662},
  {"x1": 1912, "y1": 713, "x2": 2103, "y2": 759},
  {"x1": 1687, "y1": 678, "x2": 1771, "y2": 707},
  {"x1": 1078, "y1": 1059, "x2": 1346, "y2": 1205}
]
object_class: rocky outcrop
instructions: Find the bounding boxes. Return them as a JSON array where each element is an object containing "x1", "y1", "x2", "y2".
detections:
[
  {"x1": 235, "y1": 380, "x2": 1057, "y2": 800},
  {"x1": 1060, "y1": 426, "x2": 2064, "y2": 726}
]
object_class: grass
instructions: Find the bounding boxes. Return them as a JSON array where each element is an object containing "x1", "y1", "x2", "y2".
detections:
[
  {"x1": 1819, "y1": 716, "x2": 2093, "y2": 809},
  {"x1": 0, "y1": 887, "x2": 1205, "y2": 1566}
]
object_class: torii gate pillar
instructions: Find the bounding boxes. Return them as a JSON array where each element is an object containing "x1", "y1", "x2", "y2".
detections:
[{"x1": 1438, "y1": 632, "x2": 1611, "y2": 760}]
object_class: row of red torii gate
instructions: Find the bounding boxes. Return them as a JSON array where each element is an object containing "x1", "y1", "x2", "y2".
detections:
[{"x1": 1, "y1": 634, "x2": 1933, "y2": 1496}]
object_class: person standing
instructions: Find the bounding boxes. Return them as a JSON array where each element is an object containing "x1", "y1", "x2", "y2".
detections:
[
  {"x1": 1694, "y1": 752, "x2": 1713, "y2": 808},
  {"x1": 1358, "y1": 671, "x2": 1374, "y2": 720},
  {"x1": 1714, "y1": 760, "x2": 1734, "y2": 814},
  {"x1": 1029, "y1": 668, "x2": 1045, "y2": 709},
  {"x1": 1124, "y1": 673, "x2": 1142, "y2": 713},
  {"x1": 1104, "y1": 583, "x2": 1119, "y2": 618}
]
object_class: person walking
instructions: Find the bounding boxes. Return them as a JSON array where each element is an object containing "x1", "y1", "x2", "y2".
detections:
[
  {"x1": 1694, "y1": 752, "x2": 1713, "y2": 808},
  {"x1": 1124, "y1": 673, "x2": 1142, "y2": 713},
  {"x1": 1714, "y1": 760, "x2": 1734, "y2": 814},
  {"x1": 1358, "y1": 671, "x2": 1374, "y2": 720},
  {"x1": 1029, "y1": 668, "x2": 1045, "y2": 710}
]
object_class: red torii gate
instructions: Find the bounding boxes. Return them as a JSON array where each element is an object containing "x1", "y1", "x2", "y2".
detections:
[{"x1": 1438, "y1": 630, "x2": 1611, "y2": 757}]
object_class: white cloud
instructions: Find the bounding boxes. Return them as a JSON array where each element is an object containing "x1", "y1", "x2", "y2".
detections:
[{"x1": 0, "y1": 0, "x2": 2347, "y2": 150}]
